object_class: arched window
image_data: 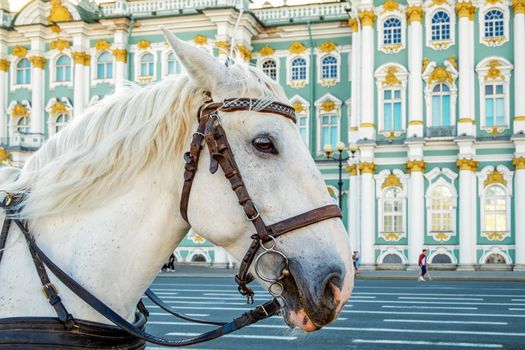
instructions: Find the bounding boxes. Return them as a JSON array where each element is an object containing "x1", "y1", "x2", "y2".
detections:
[
  {"x1": 16, "y1": 58, "x2": 31, "y2": 85},
  {"x1": 430, "y1": 185, "x2": 453, "y2": 232},
  {"x1": 484, "y1": 83, "x2": 505, "y2": 127},
  {"x1": 17, "y1": 117, "x2": 30, "y2": 133},
  {"x1": 96, "y1": 52, "x2": 113, "y2": 80},
  {"x1": 484, "y1": 185, "x2": 507, "y2": 232},
  {"x1": 383, "y1": 254, "x2": 403, "y2": 264},
  {"x1": 383, "y1": 187, "x2": 403, "y2": 233},
  {"x1": 485, "y1": 253, "x2": 506, "y2": 264},
  {"x1": 191, "y1": 254, "x2": 207, "y2": 262},
  {"x1": 55, "y1": 114, "x2": 70, "y2": 132},
  {"x1": 484, "y1": 10, "x2": 504, "y2": 38},
  {"x1": 320, "y1": 113, "x2": 338, "y2": 149},
  {"x1": 262, "y1": 59, "x2": 277, "y2": 80},
  {"x1": 383, "y1": 88, "x2": 402, "y2": 131},
  {"x1": 321, "y1": 56, "x2": 338, "y2": 80},
  {"x1": 55, "y1": 55, "x2": 71, "y2": 82},
  {"x1": 431, "y1": 11, "x2": 451, "y2": 41},
  {"x1": 167, "y1": 53, "x2": 180, "y2": 75},
  {"x1": 291, "y1": 57, "x2": 306, "y2": 82},
  {"x1": 383, "y1": 17, "x2": 402, "y2": 45},
  {"x1": 140, "y1": 53, "x2": 154, "y2": 77},
  {"x1": 431, "y1": 84, "x2": 451, "y2": 127},
  {"x1": 431, "y1": 254, "x2": 452, "y2": 264}
]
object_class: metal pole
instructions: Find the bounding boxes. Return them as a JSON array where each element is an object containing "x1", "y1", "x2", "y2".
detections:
[{"x1": 338, "y1": 151, "x2": 343, "y2": 209}]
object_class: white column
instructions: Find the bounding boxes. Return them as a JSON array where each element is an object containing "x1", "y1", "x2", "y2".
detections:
[
  {"x1": 514, "y1": 157, "x2": 525, "y2": 270},
  {"x1": 456, "y1": 2, "x2": 475, "y2": 136},
  {"x1": 456, "y1": 158, "x2": 478, "y2": 270},
  {"x1": 347, "y1": 164, "x2": 358, "y2": 253},
  {"x1": 113, "y1": 28, "x2": 128, "y2": 92},
  {"x1": 84, "y1": 54, "x2": 90, "y2": 107},
  {"x1": 514, "y1": 4, "x2": 525, "y2": 133},
  {"x1": 349, "y1": 19, "x2": 360, "y2": 143},
  {"x1": 0, "y1": 57, "x2": 7, "y2": 141},
  {"x1": 359, "y1": 161, "x2": 376, "y2": 268},
  {"x1": 407, "y1": 4, "x2": 424, "y2": 138},
  {"x1": 406, "y1": 160, "x2": 426, "y2": 267},
  {"x1": 358, "y1": 9, "x2": 376, "y2": 141},
  {"x1": 72, "y1": 52, "x2": 85, "y2": 117},
  {"x1": 30, "y1": 55, "x2": 45, "y2": 136}
]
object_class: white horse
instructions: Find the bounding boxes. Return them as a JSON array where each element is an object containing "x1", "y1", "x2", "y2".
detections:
[{"x1": 0, "y1": 29, "x2": 353, "y2": 338}]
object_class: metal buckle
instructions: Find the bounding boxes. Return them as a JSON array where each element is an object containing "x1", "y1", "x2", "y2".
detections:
[
  {"x1": 256, "y1": 304, "x2": 269, "y2": 317},
  {"x1": 246, "y1": 205, "x2": 260, "y2": 221},
  {"x1": 41, "y1": 283, "x2": 58, "y2": 298},
  {"x1": 0, "y1": 191, "x2": 13, "y2": 207}
]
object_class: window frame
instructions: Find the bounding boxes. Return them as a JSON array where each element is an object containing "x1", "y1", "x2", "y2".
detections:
[
  {"x1": 15, "y1": 57, "x2": 31, "y2": 87},
  {"x1": 161, "y1": 49, "x2": 183, "y2": 79},
  {"x1": 290, "y1": 95, "x2": 310, "y2": 147},
  {"x1": 92, "y1": 51, "x2": 114, "y2": 83},
  {"x1": 315, "y1": 94, "x2": 342, "y2": 155},
  {"x1": 375, "y1": 64, "x2": 408, "y2": 137},
  {"x1": 479, "y1": 4, "x2": 509, "y2": 47},
  {"x1": 287, "y1": 54, "x2": 309, "y2": 88},
  {"x1": 377, "y1": 3, "x2": 406, "y2": 54},
  {"x1": 425, "y1": 7, "x2": 455, "y2": 50},
  {"x1": 260, "y1": 57, "x2": 278, "y2": 81},
  {"x1": 375, "y1": 169, "x2": 408, "y2": 242},
  {"x1": 50, "y1": 53, "x2": 73, "y2": 89}
]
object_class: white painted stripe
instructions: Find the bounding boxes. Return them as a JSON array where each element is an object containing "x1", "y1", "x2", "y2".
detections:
[
  {"x1": 509, "y1": 308, "x2": 525, "y2": 311},
  {"x1": 352, "y1": 286, "x2": 525, "y2": 291},
  {"x1": 511, "y1": 299, "x2": 525, "y2": 302},
  {"x1": 347, "y1": 299, "x2": 525, "y2": 306},
  {"x1": 147, "y1": 347, "x2": 219, "y2": 350},
  {"x1": 149, "y1": 313, "x2": 211, "y2": 317},
  {"x1": 165, "y1": 332, "x2": 296, "y2": 341},
  {"x1": 328, "y1": 327, "x2": 525, "y2": 337},
  {"x1": 383, "y1": 319, "x2": 508, "y2": 325},
  {"x1": 398, "y1": 296, "x2": 483, "y2": 301},
  {"x1": 352, "y1": 339, "x2": 502, "y2": 348},
  {"x1": 355, "y1": 292, "x2": 525, "y2": 298},
  {"x1": 146, "y1": 305, "x2": 252, "y2": 311},
  {"x1": 382, "y1": 305, "x2": 478, "y2": 310},
  {"x1": 146, "y1": 295, "x2": 268, "y2": 301},
  {"x1": 342, "y1": 310, "x2": 525, "y2": 318}
]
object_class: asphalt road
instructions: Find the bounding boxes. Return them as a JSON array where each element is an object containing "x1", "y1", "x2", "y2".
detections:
[{"x1": 143, "y1": 276, "x2": 525, "y2": 350}]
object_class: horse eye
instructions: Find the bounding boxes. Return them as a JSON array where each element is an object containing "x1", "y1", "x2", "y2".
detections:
[{"x1": 252, "y1": 136, "x2": 278, "y2": 155}]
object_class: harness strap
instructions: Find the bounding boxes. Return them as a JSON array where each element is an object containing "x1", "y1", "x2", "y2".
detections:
[
  {"x1": 12, "y1": 218, "x2": 281, "y2": 347},
  {"x1": 0, "y1": 217, "x2": 10, "y2": 264}
]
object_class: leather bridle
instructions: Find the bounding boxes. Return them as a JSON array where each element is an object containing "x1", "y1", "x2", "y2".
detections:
[
  {"x1": 180, "y1": 96, "x2": 342, "y2": 304},
  {"x1": 0, "y1": 96, "x2": 342, "y2": 348}
]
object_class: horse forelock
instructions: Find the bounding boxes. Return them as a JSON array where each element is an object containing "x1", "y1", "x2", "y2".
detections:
[{"x1": 1, "y1": 59, "x2": 288, "y2": 220}]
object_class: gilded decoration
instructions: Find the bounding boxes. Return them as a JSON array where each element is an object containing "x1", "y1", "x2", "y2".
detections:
[
  {"x1": 360, "y1": 122, "x2": 375, "y2": 128},
  {"x1": 29, "y1": 56, "x2": 46, "y2": 69},
  {"x1": 447, "y1": 56, "x2": 458, "y2": 70},
  {"x1": 0, "y1": 147, "x2": 12, "y2": 165},
  {"x1": 236, "y1": 44, "x2": 252, "y2": 61},
  {"x1": 292, "y1": 102, "x2": 304, "y2": 113},
  {"x1": 215, "y1": 41, "x2": 230, "y2": 52},
  {"x1": 71, "y1": 51, "x2": 85, "y2": 65},
  {"x1": 513, "y1": 0, "x2": 525, "y2": 14},
  {"x1": 456, "y1": 1, "x2": 476, "y2": 20},
  {"x1": 358, "y1": 9, "x2": 376, "y2": 27},
  {"x1": 484, "y1": 170, "x2": 507, "y2": 187},
  {"x1": 431, "y1": 0, "x2": 448, "y2": 5},
  {"x1": 12, "y1": 103, "x2": 29, "y2": 118},
  {"x1": 327, "y1": 187, "x2": 335, "y2": 196},
  {"x1": 0, "y1": 58, "x2": 9, "y2": 72},
  {"x1": 319, "y1": 41, "x2": 336, "y2": 53},
  {"x1": 137, "y1": 40, "x2": 151, "y2": 50},
  {"x1": 407, "y1": 5, "x2": 424, "y2": 24},
  {"x1": 515, "y1": 116, "x2": 525, "y2": 122},
  {"x1": 486, "y1": 0, "x2": 502, "y2": 4},
  {"x1": 50, "y1": 24, "x2": 61, "y2": 34},
  {"x1": 320, "y1": 100, "x2": 336, "y2": 112},
  {"x1": 382, "y1": 66, "x2": 401, "y2": 86},
  {"x1": 486, "y1": 232, "x2": 505, "y2": 241},
  {"x1": 347, "y1": 164, "x2": 357, "y2": 176},
  {"x1": 50, "y1": 38, "x2": 70, "y2": 52},
  {"x1": 434, "y1": 232, "x2": 450, "y2": 242},
  {"x1": 188, "y1": 232, "x2": 206, "y2": 244},
  {"x1": 12, "y1": 46, "x2": 27, "y2": 57},
  {"x1": 193, "y1": 35, "x2": 207, "y2": 46},
  {"x1": 383, "y1": 233, "x2": 401, "y2": 241},
  {"x1": 485, "y1": 60, "x2": 502, "y2": 80},
  {"x1": 422, "y1": 57, "x2": 430, "y2": 71},
  {"x1": 382, "y1": 174, "x2": 402, "y2": 189},
  {"x1": 458, "y1": 117, "x2": 476, "y2": 124},
  {"x1": 428, "y1": 66, "x2": 453, "y2": 84},
  {"x1": 49, "y1": 101, "x2": 69, "y2": 117},
  {"x1": 456, "y1": 158, "x2": 479, "y2": 172},
  {"x1": 348, "y1": 18, "x2": 359, "y2": 32},
  {"x1": 259, "y1": 44, "x2": 275, "y2": 56},
  {"x1": 513, "y1": 157, "x2": 525, "y2": 169},
  {"x1": 288, "y1": 41, "x2": 307, "y2": 54},
  {"x1": 383, "y1": 0, "x2": 400, "y2": 12},
  {"x1": 112, "y1": 48, "x2": 127, "y2": 63},
  {"x1": 48, "y1": 0, "x2": 72, "y2": 23},
  {"x1": 359, "y1": 162, "x2": 377, "y2": 174},
  {"x1": 405, "y1": 160, "x2": 427, "y2": 173},
  {"x1": 83, "y1": 54, "x2": 91, "y2": 66},
  {"x1": 95, "y1": 40, "x2": 111, "y2": 52},
  {"x1": 408, "y1": 120, "x2": 424, "y2": 126}
]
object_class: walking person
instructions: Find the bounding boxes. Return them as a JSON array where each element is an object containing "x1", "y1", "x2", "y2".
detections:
[
  {"x1": 418, "y1": 249, "x2": 431, "y2": 281},
  {"x1": 167, "y1": 253, "x2": 175, "y2": 272},
  {"x1": 352, "y1": 251, "x2": 360, "y2": 277}
]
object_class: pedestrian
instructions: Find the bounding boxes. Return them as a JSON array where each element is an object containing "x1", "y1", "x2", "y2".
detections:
[
  {"x1": 167, "y1": 253, "x2": 175, "y2": 272},
  {"x1": 418, "y1": 249, "x2": 431, "y2": 281},
  {"x1": 352, "y1": 251, "x2": 360, "y2": 277}
]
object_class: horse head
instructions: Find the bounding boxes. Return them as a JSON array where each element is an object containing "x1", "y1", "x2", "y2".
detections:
[{"x1": 163, "y1": 29, "x2": 354, "y2": 331}]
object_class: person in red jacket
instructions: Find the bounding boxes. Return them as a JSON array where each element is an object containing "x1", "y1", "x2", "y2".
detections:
[{"x1": 418, "y1": 249, "x2": 431, "y2": 281}]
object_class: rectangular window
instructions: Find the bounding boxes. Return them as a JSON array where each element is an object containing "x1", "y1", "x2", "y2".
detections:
[
  {"x1": 320, "y1": 114, "x2": 338, "y2": 149},
  {"x1": 383, "y1": 89, "x2": 402, "y2": 131},
  {"x1": 485, "y1": 83, "x2": 505, "y2": 127}
]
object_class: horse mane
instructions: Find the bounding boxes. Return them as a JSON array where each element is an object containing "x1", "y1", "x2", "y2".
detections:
[{"x1": 2, "y1": 59, "x2": 288, "y2": 219}]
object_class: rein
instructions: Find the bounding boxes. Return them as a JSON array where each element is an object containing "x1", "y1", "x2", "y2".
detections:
[{"x1": 0, "y1": 96, "x2": 342, "y2": 347}]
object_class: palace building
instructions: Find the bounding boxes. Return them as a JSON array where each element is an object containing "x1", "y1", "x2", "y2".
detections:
[{"x1": 0, "y1": 0, "x2": 523, "y2": 270}]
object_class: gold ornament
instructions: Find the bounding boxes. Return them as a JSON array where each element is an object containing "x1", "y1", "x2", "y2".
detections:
[
  {"x1": 236, "y1": 44, "x2": 252, "y2": 61},
  {"x1": 487, "y1": 0, "x2": 502, "y2": 4},
  {"x1": 408, "y1": 120, "x2": 424, "y2": 126},
  {"x1": 259, "y1": 44, "x2": 275, "y2": 56},
  {"x1": 215, "y1": 41, "x2": 230, "y2": 53},
  {"x1": 382, "y1": 173, "x2": 403, "y2": 189},
  {"x1": 319, "y1": 41, "x2": 336, "y2": 53},
  {"x1": 12, "y1": 103, "x2": 29, "y2": 118},
  {"x1": 383, "y1": 66, "x2": 401, "y2": 86},
  {"x1": 288, "y1": 41, "x2": 307, "y2": 54},
  {"x1": 405, "y1": 160, "x2": 427, "y2": 173},
  {"x1": 50, "y1": 24, "x2": 61, "y2": 34},
  {"x1": 193, "y1": 35, "x2": 207, "y2": 45},
  {"x1": 456, "y1": 158, "x2": 479, "y2": 172},
  {"x1": 513, "y1": 0, "x2": 525, "y2": 14},
  {"x1": 513, "y1": 157, "x2": 525, "y2": 170},
  {"x1": 407, "y1": 5, "x2": 424, "y2": 24},
  {"x1": 456, "y1": 1, "x2": 476, "y2": 20},
  {"x1": 0, "y1": 147, "x2": 12, "y2": 165},
  {"x1": 428, "y1": 66, "x2": 453, "y2": 84},
  {"x1": 47, "y1": 0, "x2": 72, "y2": 23},
  {"x1": 484, "y1": 170, "x2": 507, "y2": 187},
  {"x1": 292, "y1": 102, "x2": 304, "y2": 113},
  {"x1": 447, "y1": 56, "x2": 458, "y2": 70},
  {"x1": 112, "y1": 48, "x2": 127, "y2": 63},
  {"x1": 83, "y1": 54, "x2": 91, "y2": 66},
  {"x1": 50, "y1": 38, "x2": 70, "y2": 52},
  {"x1": 485, "y1": 60, "x2": 502, "y2": 80},
  {"x1": 383, "y1": 0, "x2": 399, "y2": 12},
  {"x1": 515, "y1": 116, "x2": 525, "y2": 122},
  {"x1": 320, "y1": 100, "x2": 336, "y2": 112},
  {"x1": 348, "y1": 18, "x2": 359, "y2": 32},
  {"x1": 0, "y1": 58, "x2": 9, "y2": 72},
  {"x1": 458, "y1": 117, "x2": 476, "y2": 124},
  {"x1": 422, "y1": 57, "x2": 430, "y2": 72},
  {"x1": 431, "y1": 0, "x2": 448, "y2": 5},
  {"x1": 29, "y1": 56, "x2": 46, "y2": 69},
  {"x1": 486, "y1": 232, "x2": 505, "y2": 240},
  {"x1": 71, "y1": 51, "x2": 85, "y2": 65},
  {"x1": 12, "y1": 45, "x2": 27, "y2": 57},
  {"x1": 360, "y1": 122, "x2": 375, "y2": 128},
  {"x1": 95, "y1": 40, "x2": 111, "y2": 52},
  {"x1": 383, "y1": 233, "x2": 401, "y2": 241},
  {"x1": 359, "y1": 9, "x2": 376, "y2": 27},
  {"x1": 137, "y1": 40, "x2": 151, "y2": 50},
  {"x1": 347, "y1": 164, "x2": 357, "y2": 176},
  {"x1": 359, "y1": 162, "x2": 377, "y2": 174},
  {"x1": 435, "y1": 232, "x2": 450, "y2": 242},
  {"x1": 49, "y1": 101, "x2": 69, "y2": 117}
]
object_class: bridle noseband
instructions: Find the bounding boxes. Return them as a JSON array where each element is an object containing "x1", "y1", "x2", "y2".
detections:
[{"x1": 180, "y1": 96, "x2": 342, "y2": 304}]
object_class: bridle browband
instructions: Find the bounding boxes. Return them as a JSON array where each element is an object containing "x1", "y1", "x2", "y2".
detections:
[
  {"x1": 180, "y1": 96, "x2": 342, "y2": 304},
  {"x1": 0, "y1": 96, "x2": 342, "y2": 348}
]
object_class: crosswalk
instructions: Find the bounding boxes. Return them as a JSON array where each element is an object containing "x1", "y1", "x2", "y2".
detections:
[{"x1": 143, "y1": 277, "x2": 525, "y2": 349}]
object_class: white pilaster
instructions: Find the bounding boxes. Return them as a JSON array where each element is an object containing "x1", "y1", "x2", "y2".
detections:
[
  {"x1": 457, "y1": 2, "x2": 475, "y2": 136},
  {"x1": 407, "y1": 4, "x2": 424, "y2": 138},
  {"x1": 456, "y1": 155, "x2": 478, "y2": 270},
  {"x1": 73, "y1": 53, "x2": 85, "y2": 117},
  {"x1": 358, "y1": 145, "x2": 376, "y2": 268},
  {"x1": 358, "y1": 9, "x2": 376, "y2": 141},
  {"x1": 30, "y1": 55, "x2": 45, "y2": 136},
  {"x1": 0, "y1": 37, "x2": 7, "y2": 141},
  {"x1": 514, "y1": 8, "x2": 525, "y2": 133},
  {"x1": 347, "y1": 164, "x2": 358, "y2": 253},
  {"x1": 514, "y1": 157, "x2": 525, "y2": 270},
  {"x1": 349, "y1": 19, "x2": 360, "y2": 143}
]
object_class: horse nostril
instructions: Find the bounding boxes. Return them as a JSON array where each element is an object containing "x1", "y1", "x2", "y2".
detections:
[{"x1": 322, "y1": 272, "x2": 342, "y2": 309}]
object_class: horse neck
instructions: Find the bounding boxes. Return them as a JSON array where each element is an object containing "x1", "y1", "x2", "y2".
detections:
[{"x1": 32, "y1": 167, "x2": 190, "y2": 323}]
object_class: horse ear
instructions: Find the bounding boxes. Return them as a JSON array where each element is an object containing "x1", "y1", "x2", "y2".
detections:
[{"x1": 161, "y1": 27, "x2": 227, "y2": 92}]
